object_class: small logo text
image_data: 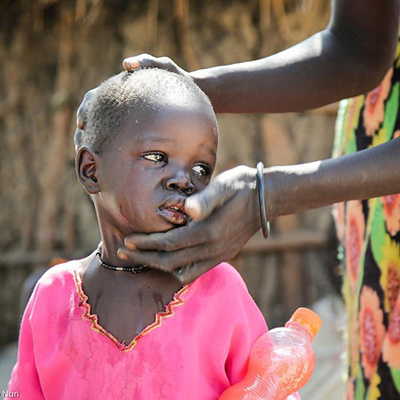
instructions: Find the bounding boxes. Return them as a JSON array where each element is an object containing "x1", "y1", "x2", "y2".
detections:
[{"x1": 2, "y1": 391, "x2": 20, "y2": 398}]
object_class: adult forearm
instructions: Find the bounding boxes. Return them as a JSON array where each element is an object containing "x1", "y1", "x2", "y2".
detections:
[
  {"x1": 191, "y1": 0, "x2": 399, "y2": 113},
  {"x1": 191, "y1": 34, "x2": 359, "y2": 112},
  {"x1": 191, "y1": 30, "x2": 390, "y2": 113},
  {"x1": 266, "y1": 138, "x2": 400, "y2": 217}
]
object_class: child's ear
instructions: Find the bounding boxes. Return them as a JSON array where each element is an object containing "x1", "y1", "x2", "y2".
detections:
[{"x1": 76, "y1": 146, "x2": 100, "y2": 194}]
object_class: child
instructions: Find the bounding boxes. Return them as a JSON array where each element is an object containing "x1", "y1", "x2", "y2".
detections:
[{"x1": 9, "y1": 69, "x2": 300, "y2": 399}]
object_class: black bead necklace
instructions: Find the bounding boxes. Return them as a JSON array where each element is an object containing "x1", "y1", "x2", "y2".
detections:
[{"x1": 95, "y1": 244, "x2": 145, "y2": 274}]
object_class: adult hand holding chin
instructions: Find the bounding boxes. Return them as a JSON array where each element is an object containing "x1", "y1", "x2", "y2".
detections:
[{"x1": 117, "y1": 166, "x2": 263, "y2": 284}]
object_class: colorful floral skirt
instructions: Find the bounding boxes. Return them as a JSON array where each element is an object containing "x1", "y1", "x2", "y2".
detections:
[{"x1": 333, "y1": 38, "x2": 400, "y2": 400}]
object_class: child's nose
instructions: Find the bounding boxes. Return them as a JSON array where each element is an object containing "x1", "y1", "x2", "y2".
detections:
[{"x1": 164, "y1": 171, "x2": 195, "y2": 195}]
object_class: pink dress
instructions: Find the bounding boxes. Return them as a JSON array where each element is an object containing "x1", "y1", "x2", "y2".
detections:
[{"x1": 9, "y1": 260, "x2": 301, "y2": 400}]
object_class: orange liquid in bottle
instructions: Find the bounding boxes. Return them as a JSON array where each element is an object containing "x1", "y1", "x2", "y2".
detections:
[{"x1": 219, "y1": 308, "x2": 321, "y2": 400}]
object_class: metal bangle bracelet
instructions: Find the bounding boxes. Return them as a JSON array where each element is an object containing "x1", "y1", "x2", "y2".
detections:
[{"x1": 256, "y1": 162, "x2": 270, "y2": 239}]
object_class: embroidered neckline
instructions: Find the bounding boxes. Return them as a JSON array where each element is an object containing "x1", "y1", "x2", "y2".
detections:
[{"x1": 72, "y1": 269, "x2": 189, "y2": 352}]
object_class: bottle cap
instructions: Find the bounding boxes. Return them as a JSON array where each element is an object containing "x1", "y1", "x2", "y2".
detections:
[{"x1": 289, "y1": 307, "x2": 322, "y2": 337}]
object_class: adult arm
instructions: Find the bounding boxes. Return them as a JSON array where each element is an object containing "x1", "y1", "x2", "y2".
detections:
[
  {"x1": 101, "y1": 0, "x2": 400, "y2": 282},
  {"x1": 124, "y1": 0, "x2": 400, "y2": 112},
  {"x1": 118, "y1": 138, "x2": 400, "y2": 283}
]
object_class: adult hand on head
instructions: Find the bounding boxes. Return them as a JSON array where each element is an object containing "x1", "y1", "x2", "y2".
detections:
[
  {"x1": 75, "y1": 55, "x2": 189, "y2": 133},
  {"x1": 123, "y1": 54, "x2": 191, "y2": 79},
  {"x1": 117, "y1": 166, "x2": 265, "y2": 284}
]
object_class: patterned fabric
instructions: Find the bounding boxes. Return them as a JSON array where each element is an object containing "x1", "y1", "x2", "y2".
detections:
[
  {"x1": 333, "y1": 37, "x2": 400, "y2": 400},
  {"x1": 9, "y1": 259, "x2": 300, "y2": 400}
]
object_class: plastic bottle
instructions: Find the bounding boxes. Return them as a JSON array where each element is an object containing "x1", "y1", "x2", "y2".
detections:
[{"x1": 219, "y1": 307, "x2": 322, "y2": 400}]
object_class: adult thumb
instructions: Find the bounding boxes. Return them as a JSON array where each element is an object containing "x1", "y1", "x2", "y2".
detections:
[{"x1": 185, "y1": 180, "x2": 235, "y2": 221}]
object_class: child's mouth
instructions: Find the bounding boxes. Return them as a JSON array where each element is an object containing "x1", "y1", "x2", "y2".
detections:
[{"x1": 158, "y1": 203, "x2": 189, "y2": 226}]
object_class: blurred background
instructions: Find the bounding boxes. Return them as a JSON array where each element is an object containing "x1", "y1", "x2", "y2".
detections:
[{"x1": 0, "y1": 0, "x2": 346, "y2": 397}]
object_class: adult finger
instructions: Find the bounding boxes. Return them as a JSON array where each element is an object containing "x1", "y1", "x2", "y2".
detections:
[
  {"x1": 117, "y1": 244, "x2": 210, "y2": 272},
  {"x1": 123, "y1": 57, "x2": 140, "y2": 71},
  {"x1": 123, "y1": 54, "x2": 188, "y2": 76},
  {"x1": 185, "y1": 176, "x2": 236, "y2": 220},
  {"x1": 173, "y1": 260, "x2": 220, "y2": 284},
  {"x1": 123, "y1": 54, "x2": 172, "y2": 71},
  {"x1": 124, "y1": 222, "x2": 210, "y2": 252},
  {"x1": 123, "y1": 54, "x2": 155, "y2": 71}
]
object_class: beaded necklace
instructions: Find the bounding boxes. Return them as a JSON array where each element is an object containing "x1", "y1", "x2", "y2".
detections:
[{"x1": 95, "y1": 244, "x2": 146, "y2": 274}]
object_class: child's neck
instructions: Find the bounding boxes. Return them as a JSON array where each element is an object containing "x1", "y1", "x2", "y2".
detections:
[
  {"x1": 98, "y1": 232, "x2": 132, "y2": 268},
  {"x1": 81, "y1": 256, "x2": 183, "y2": 345}
]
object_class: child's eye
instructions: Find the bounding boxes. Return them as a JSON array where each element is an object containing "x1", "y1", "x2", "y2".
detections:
[
  {"x1": 192, "y1": 164, "x2": 212, "y2": 178},
  {"x1": 141, "y1": 153, "x2": 167, "y2": 163}
]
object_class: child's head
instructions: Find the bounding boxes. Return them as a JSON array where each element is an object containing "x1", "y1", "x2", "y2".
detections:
[{"x1": 76, "y1": 69, "x2": 218, "y2": 236}]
